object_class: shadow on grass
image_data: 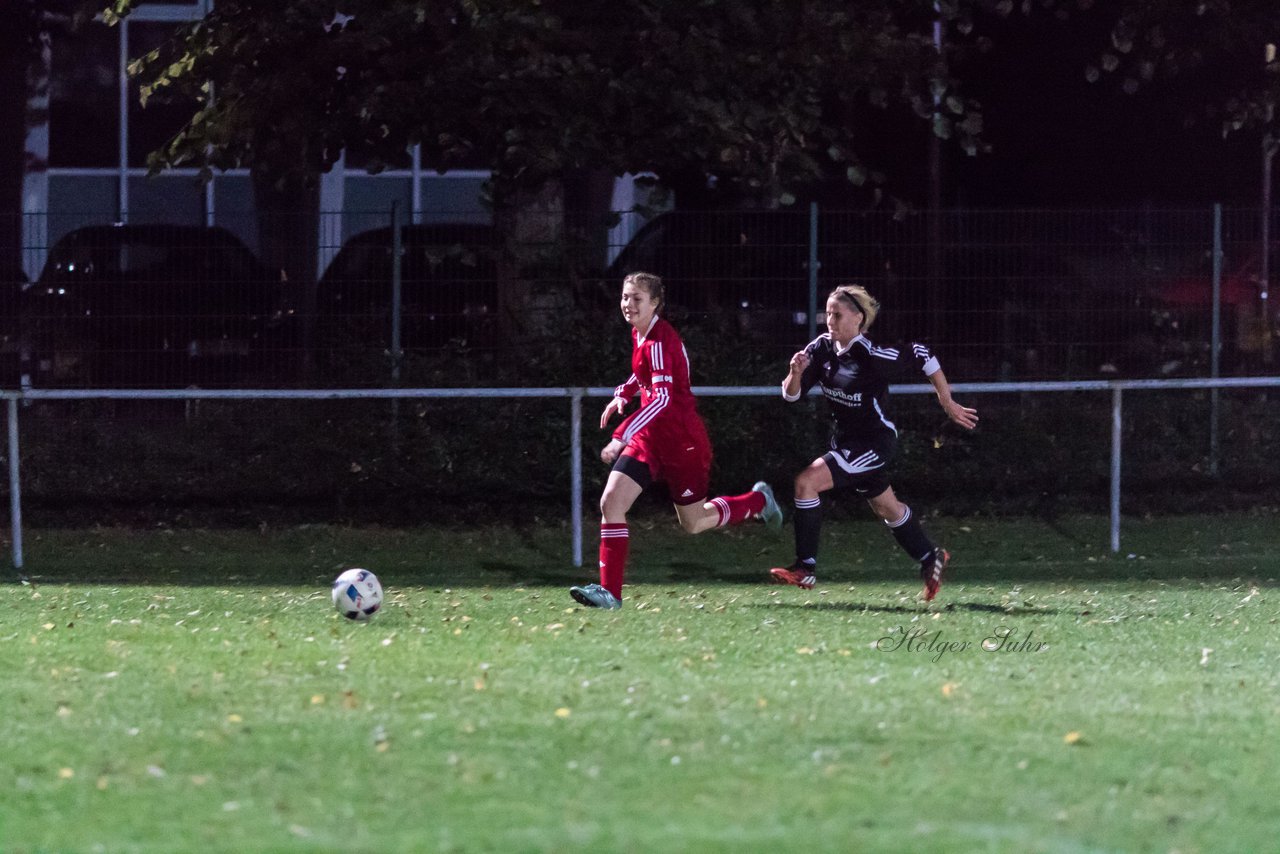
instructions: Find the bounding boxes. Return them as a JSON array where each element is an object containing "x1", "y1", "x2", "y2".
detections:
[
  {"x1": 12, "y1": 559, "x2": 1277, "y2": 589},
  {"x1": 749, "y1": 601, "x2": 1064, "y2": 616},
  {"x1": 11, "y1": 563, "x2": 590, "y2": 589},
  {"x1": 8, "y1": 516, "x2": 1279, "y2": 589},
  {"x1": 660, "y1": 559, "x2": 1276, "y2": 587}
]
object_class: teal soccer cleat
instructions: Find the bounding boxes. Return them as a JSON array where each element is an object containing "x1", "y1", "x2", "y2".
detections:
[
  {"x1": 569, "y1": 583, "x2": 622, "y2": 610},
  {"x1": 752, "y1": 481, "x2": 783, "y2": 532}
]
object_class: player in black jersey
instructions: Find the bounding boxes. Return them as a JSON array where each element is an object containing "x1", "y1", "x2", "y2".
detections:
[{"x1": 768, "y1": 284, "x2": 978, "y2": 601}]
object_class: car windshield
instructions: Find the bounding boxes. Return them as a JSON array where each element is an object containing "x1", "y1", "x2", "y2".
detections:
[
  {"x1": 46, "y1": 232, "x2": 262, "y2": 281},
  {"x1": 329, "y1": 243, "x2": 389, "y2": 281},
  {"x1": 48, "y1": 240, "x2": 170, "y2": 276}
]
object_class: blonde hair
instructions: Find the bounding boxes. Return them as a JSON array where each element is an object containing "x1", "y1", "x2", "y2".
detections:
[
  {"x1": 623, "y1": 271, "x2": 664, "y2": 311},
  {"x1": 828, "y1": 284, "x2": 880, "y2": 331}
]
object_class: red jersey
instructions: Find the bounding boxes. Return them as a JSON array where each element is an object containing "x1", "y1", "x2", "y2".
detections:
[
  {"x1": 610, "y1": 315, "x2": 712, "y2": 504},
  {"x1": 611, "y1": 315, "x2": 704, "y2": 445}
]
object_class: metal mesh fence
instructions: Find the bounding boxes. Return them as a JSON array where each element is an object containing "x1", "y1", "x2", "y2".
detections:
[
  {"x1": 5, "y1": 206, "x2": 1277, "y2": 389},
  {"x1": 4, "y1": 382, "x2": 1278, "y2": 561}
]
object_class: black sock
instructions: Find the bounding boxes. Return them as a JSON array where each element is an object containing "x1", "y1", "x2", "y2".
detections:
[
  {"x1": 793, "y1": 497, "x2": 822, "y2": 566},
  {"x1": 886, "y1": 505, "x2": 935, "y2": 562}
]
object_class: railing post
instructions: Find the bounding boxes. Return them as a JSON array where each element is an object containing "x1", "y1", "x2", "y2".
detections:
[
  {"x1": 8, "y1": 397, "x2": 24, "y2": 572},
  {"x1": 1110, "y1": 386, "x2": 1122, "y2": 554},
  {"x1": 571, "y1": 390, "x2": 583, "y2": 567}
]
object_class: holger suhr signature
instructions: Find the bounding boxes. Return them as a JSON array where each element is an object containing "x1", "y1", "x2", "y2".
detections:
[{"x1": 876, "y1": 626, "x2": 1048, "y2": 663}]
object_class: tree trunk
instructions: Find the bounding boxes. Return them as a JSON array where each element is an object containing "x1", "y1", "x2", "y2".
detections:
[
  {"x1": 0, "y1": 14, "x2": 30, "y2": 286},
  {"x1": 253, "y1": 170, "x2": 319, "y2": 384},
  {"x1": 492, "y1": 178, "x2": 569, "y2": 340}
]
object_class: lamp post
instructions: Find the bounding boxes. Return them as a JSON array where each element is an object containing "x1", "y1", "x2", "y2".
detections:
[
  {"x1": 1262, "y1": 43, "x2": 1277, "y2": 364},
  {"x1": 926, "y1": 6, "x2": 944, "y2": 349}
]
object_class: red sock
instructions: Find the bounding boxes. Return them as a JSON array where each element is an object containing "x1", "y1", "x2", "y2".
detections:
[
  {"x1": 709, "y1": 491, "x2": 766, "y2": 527},
  {"x1": 599, "y1": 523, "x2": 629, "y2": 600}
]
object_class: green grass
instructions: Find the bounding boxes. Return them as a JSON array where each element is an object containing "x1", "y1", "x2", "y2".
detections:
[{"x1": 4, "y1": 513, "x2": 1279, "y2": 853}]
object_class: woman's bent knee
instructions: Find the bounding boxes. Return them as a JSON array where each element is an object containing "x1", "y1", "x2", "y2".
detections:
[
  {"x1": 600, "y1": 491, "x2": 628, "y2": 519},
  {"x1": 795, "y1": 472, "x2": 821, "y2": 498}
]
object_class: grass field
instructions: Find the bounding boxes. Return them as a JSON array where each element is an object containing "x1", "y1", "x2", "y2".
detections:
[{"x1": 4, "y1": 512, "x2": 1279, "y2": 853}]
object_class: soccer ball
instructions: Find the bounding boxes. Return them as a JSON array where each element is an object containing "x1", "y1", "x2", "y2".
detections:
[{"x1": 332, "y1": 568, "x2": 383, "y2": 620}]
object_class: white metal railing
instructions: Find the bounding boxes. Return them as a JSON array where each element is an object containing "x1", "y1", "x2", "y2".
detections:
[{"x1": 6, "y1": 376, "x2": 1280, "y2": 572}]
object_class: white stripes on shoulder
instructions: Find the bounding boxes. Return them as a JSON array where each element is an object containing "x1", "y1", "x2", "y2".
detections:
[{"x1": 857, "y1": 337, "x2": 899, "y2": 360}]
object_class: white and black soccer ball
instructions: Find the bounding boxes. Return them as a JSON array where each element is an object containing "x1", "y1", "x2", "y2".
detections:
[{"x1": 332, "y1": 568, "x2": 383, "y2": 620}]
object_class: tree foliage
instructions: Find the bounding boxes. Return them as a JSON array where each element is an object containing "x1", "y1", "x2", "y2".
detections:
[
  {"x1": 1027, "y1": 0, "x2": 1280, "y2": 138},
  {"x1": 106, "y1": 0, "x2": 987, "y2": 203}
]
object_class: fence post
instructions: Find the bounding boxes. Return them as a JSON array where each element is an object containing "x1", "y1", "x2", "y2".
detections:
[
  {"x1": 8, "y1": 397, "x2": 23, "y2": 572},
  {"x1": 390, "y1": 201, "x2": 404, "y2": 384},
  {"x1": 571, "y1": 390, "x2": 583, "y2": 567},
  {"x1": 1110, "y1": 386, "x2": 1122, "y2": 554},
  {"x1": 808, "y1": 202, "x2": 819, "y2": 342},
  {"x1": 1210, "y1": 203, "x2": 1222, "y2": 476}
]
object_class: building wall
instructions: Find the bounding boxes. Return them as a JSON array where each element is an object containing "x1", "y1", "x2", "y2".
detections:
[{"x1": 22, "y1": 2, "x2": 494, "y2": 283}]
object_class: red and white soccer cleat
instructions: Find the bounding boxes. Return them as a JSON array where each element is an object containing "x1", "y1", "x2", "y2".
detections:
[
  {"x1": 769, "y1": 563, "x2": 817, "y2": 590},
  {"x1": 920, "y1": 548, "x2": 949, "y2": 602}
]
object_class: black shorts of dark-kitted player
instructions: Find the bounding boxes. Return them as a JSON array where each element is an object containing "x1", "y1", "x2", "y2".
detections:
[{"x1": 821, "y1": 432, "x2": 897, "y2": 499}]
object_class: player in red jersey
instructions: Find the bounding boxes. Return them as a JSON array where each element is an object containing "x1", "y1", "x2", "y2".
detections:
[
  {"x1": 570, "y1": 272, "x2": 782, "y2": 609},
  {"x1": 768, "y1": 284, "x2": 978, "y2": 601}
]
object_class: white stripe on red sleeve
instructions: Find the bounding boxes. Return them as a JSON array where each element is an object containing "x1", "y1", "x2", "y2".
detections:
[{"x1": 621, "y1": 389, "x2": 669, "y2": 442}]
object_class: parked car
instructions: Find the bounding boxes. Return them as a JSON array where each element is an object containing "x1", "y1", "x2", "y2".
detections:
[
  {"x1": 602, "y1": 210, "x2": 863, "y2": 344},
  {"x1": 315, "y1": 224, "x2": 498, "y2": 357},
  {"x1": 603, "y1": 210, "x2": 1148, "y2": 378},
  {"x1": 23, "y1": 225, "x2": 286, "y2": 387},
  {"x1": 1147, "y1": 243, "x2": 1276, "y2": 372}
]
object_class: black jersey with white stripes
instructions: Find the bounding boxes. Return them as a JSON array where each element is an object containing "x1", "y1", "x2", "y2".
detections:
[{"x1": 784, "y1": 333, "x2": 940, "y2": 446}]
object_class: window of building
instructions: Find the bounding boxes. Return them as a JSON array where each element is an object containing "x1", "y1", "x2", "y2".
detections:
[
  {"x1": 128, "y1": 22, "x2": 200, "y2": 168},
  {"x1": 48, "y1": 21, "x2": 120, "y2": 168}
]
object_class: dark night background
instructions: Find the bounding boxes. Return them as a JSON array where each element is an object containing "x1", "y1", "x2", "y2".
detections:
[{"x1": 918, "y1": 14, "x2": 1260, "y2": 208}]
